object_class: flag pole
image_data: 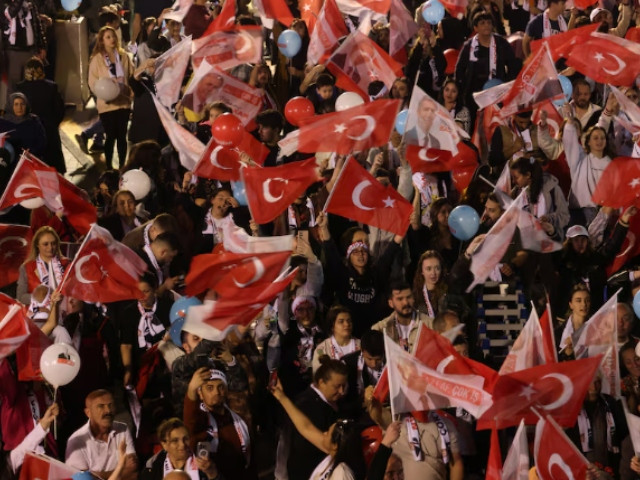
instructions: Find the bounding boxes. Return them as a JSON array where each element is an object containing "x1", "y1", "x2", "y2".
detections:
[{"x1": 321, "y1": 155, "x2": 350, "y2": 213}]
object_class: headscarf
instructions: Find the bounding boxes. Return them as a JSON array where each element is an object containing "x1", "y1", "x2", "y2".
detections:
[{"x1": 5, "y1": 93, "x2": 32, "y2": 124}]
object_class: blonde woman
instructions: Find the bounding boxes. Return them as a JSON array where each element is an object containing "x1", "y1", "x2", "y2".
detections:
[{"x1": 88, "y1": 26, "x2": 134, "y2": 169}]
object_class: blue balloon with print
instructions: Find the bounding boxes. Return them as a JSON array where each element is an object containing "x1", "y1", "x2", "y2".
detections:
[
  {"x1": 482, "y1": 78, "x2": 503, "y2": 90},
  {"x1": 231, "y1": 180, "x2": 248, "y2": 206},
  {"x1": 553, "y1": 75, "x2": 573, "y2": 107},
  {"x1": 448, "y1": 205, "x2": 480, "y2": 241},
  {"x1": 633, "y1": 290, "x2": 640, "y2": 319},
  {"x1": 277, "y1": 29, "x2": 302, "y2": 58},
  {"x1": 422, "y1": 0, "x2": 445, "y2": 25},
  {"x1": 395, "y1": 109, "x2": 409, "y2": 135},
  {"x1": 61, "y1": 0, "x2": 82, "y2": 11},
  {"x1": 170, "y1": 296, "x2": 202, "y2": 324}
]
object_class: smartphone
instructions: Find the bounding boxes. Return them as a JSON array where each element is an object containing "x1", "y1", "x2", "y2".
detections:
[
  {"x1": 269, "y1": 369, "x2": 278, "y2": 388},
  {"x1": 196, "y1": 354, "x2": 214, "y2": 369},
  {"x1": 296, "y1": 229, "x2": 309, "y2": 253},
  {"x1": 196, "y1": 441, "x2": 210, "y2": 459}
]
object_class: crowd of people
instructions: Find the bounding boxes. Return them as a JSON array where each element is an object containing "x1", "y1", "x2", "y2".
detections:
[{"x1": 4, "y1": 0, "x2": 640, "y2": 478}]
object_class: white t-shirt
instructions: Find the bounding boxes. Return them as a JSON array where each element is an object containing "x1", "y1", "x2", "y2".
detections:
[
  {"x1": 309, "y1": 456, "x2": 355, "y2": 480},
  {"x1": 65, "y1": 421, "x2": 136, "y2": 472}
]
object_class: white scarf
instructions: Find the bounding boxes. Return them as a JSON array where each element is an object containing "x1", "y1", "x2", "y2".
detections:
[
  {"x1": 422, "y1": 285, "x2": 435, "y2": 318},
  {"x1": 405, "y1": 414, "x2": 424, "y2": 461},
  {"x1": 287, "y1": 197, "x2": 316, "y2": 230},
  {"x1": 143, "y1": 244, "x2": 164, "y2": 284},
  {"x1": 429, "y1": 411, "x2": 452, "y2": 465},
  {"x1": 137, "y1": 300, "x2": 163, "y2": 349},
  {"x1": 577, "y1": 399, "x2": 617, "y2": 454},
  {"x1": 201, "y1": 403, "x2": 250, "y2": 466},
  {"x1": 309, "y1": 455, "x2": 334, "y2": 480},
  {"x1": 542, "y1": 9, "x2": 567, "y2": 38},
  {"x1": 3, "y1": 2, "x2": 34, "y2": 46},
  {"x1": 297, "y1": 322, "x2": 320, "y2": 371},
  {"x1": 469, "y1": 34, "x2": 497, "y2": 80},
  {"x1": 162, "y1": 455, "x2": 199, "y2": 480},
  {"x1": 104, "y1": 50, "x2": 125, "y2": 79},
  {"x1": 143, "y1": 223, "x2": 152, "y2": 248},
  {"x1": 329, "y1": 337, "x2": 357, "y2": 360}
]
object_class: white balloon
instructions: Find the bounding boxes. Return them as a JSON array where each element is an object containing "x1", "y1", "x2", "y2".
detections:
[
  {"x1": 335, "y1": 92, "x2": 365, "y2": 112},
  {"x1": 120, "y1": 169, "x2": 151, "y2": 200},
  {"x1": 20, "y1": 197, "x2": 45, "y2": 209},
  {"x1": 93, "y1": 77, "x2": 121, "y2": 102},
  {"x1": 40, "y1": 343, "x2": 81, "y2": 388}
]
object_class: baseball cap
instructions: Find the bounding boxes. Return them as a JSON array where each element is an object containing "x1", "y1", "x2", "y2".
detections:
[
  {"x1": 590, "y1": 7, "x2": 606, "y2": 22},
  {"x1": 566, "y1": 225, "x2": 589, "y2": 238}
]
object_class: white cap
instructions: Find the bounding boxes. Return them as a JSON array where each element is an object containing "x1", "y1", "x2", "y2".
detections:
[
  {"x1": 590, "y1": 7, "x2": 606, "y2": 22},
  {"x1": 566, "y1": 225, "x2": 589, "y2": 239}
]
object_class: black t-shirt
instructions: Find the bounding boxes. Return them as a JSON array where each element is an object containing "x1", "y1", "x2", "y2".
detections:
[
  {"x1": 525, "y1": 14, "x2": 563, "y2": 39},
  {"x1": 119, "y1": 297, "x2": 172, "y2": 350}
]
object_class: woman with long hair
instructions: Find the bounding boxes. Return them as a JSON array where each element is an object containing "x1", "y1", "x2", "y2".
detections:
[
  {"x1": 426, "y1": 198, "x2": 459, "y2": 270},
  {"x1": 557, "y1": 283, "x2": 590, "y2": 361},
  {"x1": 413, "y1": 250, "x2": 447, "y2": 318},
  {"x1": 16, "y1": 226, "x2": 69, "y2": 304},
  {"x1": 88, "y1": 26, "x2": 134, "y2": 169},
  {"x1": 312, "y1": 306, "x2": 360, "y2": 372},
  {"x1": 438, "y1": 78, "x2": 471, "y2": 135}
]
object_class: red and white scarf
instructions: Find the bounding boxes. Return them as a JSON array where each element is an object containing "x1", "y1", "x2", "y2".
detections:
[
  {"x1": 36, "y1": 256, "x2": 64, "y2": 290},
  {"x1": 542, "y1": 9, "x2": 567, "y2": 38},
  {"x1": 469, "y1": 34, "x2": 497, "y2": 80},
  {"x1": 162, "y1": 455, "x2": 199, "y2": 480},
  {"x1": 201, "y1": 403, "x2": 250, "y2": 466},
  {"x1": 137, "y1": 300, "x2": 163, "y2": 349}
]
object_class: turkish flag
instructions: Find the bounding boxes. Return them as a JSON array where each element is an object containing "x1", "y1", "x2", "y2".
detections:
[
  {"x1": 19, "y1": 452, "x2": 77, "y2": 480},
  {"x1": 243, "y1": 158, "x2": 320, "y2": 224},
  {"x1": 0, "y1": 154, "x2": 96, "y2": 235},
  {"x1": 533, "y1": 99, "x2": 564, "y2": 138},
  {"x1": 279, "y1": 99, "x2": 400, "y2": 155},
  {"x1": 539, "y1": 304, "x2": 558, "y2": 364},
  {"x1": 606, "y1": 212, "x2": 640, "y2": 276},
  {"x1": 592, "y1": 157, "x2": 640, "y2": 208},
  {"x1": 476, "y1": 355, "x2": 603, "y2": 430},
  {"x1": 336, "y1": 0, "x2": 391, "y2": 14},
  {"x1": 406, "y1": 142, "x2": 477, "y2": 175},
  {"x1": 325, "y1": 31, "x2": 403, "y2": 101},
  {"x1": 565, "y1": 32, "x2": 640, "y2": 87},
  {"x1": 307, "y1": 0, "x2": 348, "y2": 65},
  {"x1": 192, "y1": 27, "x2": 263, "y2": 71},
  {"x1": 202, "y1": 0, "x2": 235, "y2": 35},
  {"x1": 499, "y1": 308, "x2": 547, "y2": 375},
  {"x1": 59, "y1": 224, "x2": 148, "y2": 303},
  {"x1": 502, "y1": 420, "x2": 530, "y2": 480},
  {"x1": 194, "y1": 140, "x2": 245, "y2": 182},
  {"x1": 610, "y1": 85, "x2": 640, "y2": 137},
  {"x1": 16, "y1": 317, "x2": 52, "y2": 381},
  {"x1": 440, "y1": 0, "x2": 467, "y2": 19},
  {"x1": 530, "y1": 23, "x2": 599, "y2": 62},
  {"x1": 201, "y1": 268, "x2": 298, "y2": 331},
  {"x1": 534, "y1": 415, "x2": 589, "y2": 480},
  {"x1": 237, "y1": 131, "x2": 269, "y2": 166},
  {"x1": 0, "y1": 224, "x2": 31, "y2": 287},
  {"x1": 253, "y1": 0, "x2": 294, "y2": 26},
  {"x1": 300, "y1": 0, "x2": 322, "y2": 32},
  {"x1": 389, "y1": 0, "x2": 418, "y2": 58},
  {"x1": 486, "y1": 428, "x2": 502, "y2": 480},
  {"x1": 325, "y1": 157, "x2": 412, "y2": 236},
  {"x1": 499, "y1": 43, "x2": 564, "y2": 118},
  {"x1": 0, "y1": 293, "x2": 29, "y2": 362},
  {"x1": 185, "y1": 250, "x2": 292, "y2": 297}
]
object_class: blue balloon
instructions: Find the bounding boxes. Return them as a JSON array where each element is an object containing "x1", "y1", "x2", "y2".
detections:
[
  {"x1": 395, "y1": 109, "x2": 409, "y2": 135},
  {"x1": 231, "y1": 180, "x2": 248, "y2": 206},
  {"x1": 558, "y1": 75, "x2": 572, "y2": 99},
  {"x1": 277, "y1": 29, "x2": 302, "y2": 58},
  {"x1": 73, "y1": 473, "x2": 94, "y2": 480},
  {"x1": 482, "y1": 78, "x2": 503, "y2": 90},
  {"x1": 61, "y1": 0, "x2": 82, "y2": 11},
  {"x1": 552, "y1": 97, "x2": 567, "y2": 108},
  {"x1": 634, "y1": 290, "x2": 640, "y2": 319},
  {"x1": 170, "y1": 296, "x2": 202, "y2": 324},
  {"x1": 422, "y1": 0, "x2": 445, "y2": 25},
  {"x1": 448, "y1": 205, "x2": 480, "y2": 241},
  {"x1": 169, "y1": 317, "x2": 186, "y2": 347}
]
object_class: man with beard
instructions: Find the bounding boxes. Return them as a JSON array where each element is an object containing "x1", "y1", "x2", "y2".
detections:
[
  {"x1": 372, "y1": 282, "x2": 432, "y2": 351},
  {"x1": 65, "y1": 389, "x2": 138, "y2": 479},
  {"x1": 570, "y1": 78, "x2": 602, "y2": 130}
]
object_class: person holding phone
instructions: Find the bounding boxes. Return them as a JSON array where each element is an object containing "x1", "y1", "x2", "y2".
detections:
[
  {"x1": 140, "y1": 417, "x2": 220, "y2": 480},
  {"x1": 199, "y1": 187, "x2": 241, "y2": 253}
]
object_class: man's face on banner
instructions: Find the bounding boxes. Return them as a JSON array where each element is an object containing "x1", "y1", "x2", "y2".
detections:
[
  {"x1": 196, "y1": 73, "x2": 223, "y2": 100},
  {"x1": 417, "y1": 97, "x2": 437, "y2": 132}
]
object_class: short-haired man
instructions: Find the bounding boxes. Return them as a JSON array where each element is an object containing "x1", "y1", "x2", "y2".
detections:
[
  {"x1": 255, "y1": 109, "x2": 284, "y2": 167},
  {"x1": 122, "y1": 213, "x2": 179, "y2": 251},
  {"x1": 65, "y1": 389, "x2": 138, "y2": 479},
  {"x1": 372, "y1": 282, "x2": 432, "y2": 351},
  {"x1": 137, "y1": 232, "x2": 181, "y2": 297},
  {"x1": 521, "y1": 0, "x2": 568, "y2": 58}
]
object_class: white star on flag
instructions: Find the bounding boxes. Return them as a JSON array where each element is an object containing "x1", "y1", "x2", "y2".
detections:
[
  {"x1": 630, "y1": 178, "x2": 640, "y2": 188},
  {"x1": 382, "y1": 196, "x2": 395, "y2": 208},
  {"x1": 303, "y1": 4, "x2": 311, "y2": 10},
  {"x1": 334, "y1": 123, "x2": 347, "y2": 133},
  {"x1": 519, "y1": 384, "x2": 536, "y2": 401},
  {"x1": 4, "y1": 251, "x2": 14, "y2": 259},
  {"x1": 594, "y1": 52, "x2": 604, "y2": 62}
]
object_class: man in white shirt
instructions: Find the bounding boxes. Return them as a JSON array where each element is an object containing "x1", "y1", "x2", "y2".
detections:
[{"x1": 65, "y1": 389, "x2": 138, "y2": 479}]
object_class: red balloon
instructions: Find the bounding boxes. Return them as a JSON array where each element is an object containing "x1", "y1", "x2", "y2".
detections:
[
  {"x1": 284, "y1": 96, "x2": 315, "y2": 126},
  {"x1": 211, "y1": 113, "x2": 244, "y2": 147},
  {"x1": 444, "y1": 49, "x2": 459, "y2": 75},
  {"x1": 361, "y1": 425, "x2": 383, "y2": 467},
  {"x1": 452, "y1": 165, "x2": 476, "y2": 192}
]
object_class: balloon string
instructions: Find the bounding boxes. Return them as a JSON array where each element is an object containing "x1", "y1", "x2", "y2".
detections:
[{"x1": 53, "y1": 386, "x2": 58, "y2": 440}]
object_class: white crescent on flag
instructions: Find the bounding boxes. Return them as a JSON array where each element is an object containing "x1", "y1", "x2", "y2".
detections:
[
  {"x1": 352, "y1": 180, "x2": 375, "y2": 210},
  {"x1": 262, "y1": 178, "x2": 288, "y2": 203},
  {"x1": 75, "y1": 252, "x2": 100, "y2": 284}
]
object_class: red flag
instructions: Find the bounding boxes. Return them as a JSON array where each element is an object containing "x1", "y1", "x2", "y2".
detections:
[
  {"x1": 389, "y1": 0, "x2": 418, "y2": 58},
  {"x1": 502, "y1": 420, "x2": 530, "y2": 480},
  {"x1": 571, "y1": 0, "x2": 599, "y2": 9},
  {"x1": 300, "y1": 0, "x2": 322, "y2": 32},
  {"x1": 606, "y1": 212, "x2": 640, "y2": 276},
  {"x1": 565, "y1": 32, "x2": 640, "y2": 87},
  {"x1": 0, "y1": 154, "x2": 96, "y2": 234},
  {"x1": 406, "y1": 142, "x2": 477, "y2": 174},
  {"x1": 499, "y1": 43, "x2": 563, "y2": 118},
  {"x1": 16, "y1": 317, "x2": 52, "y2": 381},
  {"x1": 534, "y1": 415, "x2": 589, "y2": 480},
  {"x1": 486, "y1": 428, "x2": 502, "y2": 480},
  {"x1": 194, "y1": 140, "x2": 246, "y2": 182},
  {"x1": 532, "y1": 99, "x2": 563, "y2": 138},
  {"x1": 539, "y1": 304, "x2": 558, "y2": 364},
  {"x1": 185, "y1": 250, "x2": 292, "y2": 297},
  {"x1": 592, "y1": 157, "x2": 640, "y2": 208},
  {"x1": 192, "y1": 26, "x2": 263, "y2": 70},
  {"x1": 243, "y1": 158, "x2": 320, "y2": 224},
  {"x1": 253, "y1": 0, "x2": 294, "y2": 26},
  {"x1": 476, "y1": 355, "x2": 603, "y2": 430},
  {"x1": 0, "y1": 294, "x2": 29, "y2": 362},
  {"x1": 19, "y1": 452, "x2": 77, "y2": 480},
  {"x1": 59, "y1": 225, "x2": 148, "y2": 303},
  {"x1": 440, "y1": 0, "x2": 467, "y2": 19},
  {"x1": 0, "y1": 224, "x2": 31, "y2": 287},
  {"x1": 372, "y1": 366, "x2": 390, "y2": 402},
  {"x1": 530, "y1": 23, "x2": 600, "y2": 62},
  {"x1": 626, "y1": 26, "x2": 640, "y2": 43},
  {"x1": 307, "y1": 0, "x2": 348, "y2": 65},
  {"x1": 324, "y1": 157, "x2": 412, "y2": 236},
  {"x1": 202, "y1": 0, "x2": 236, "y2": 35},
  {"x1": 499, "y1": 309, "x2": 547, "y2": 375},
  {"x1": 336, "y1": 0, "x2": 391, "y2": 14},
  {"x1": 279, "y1": 99, "x2": 400, "y2": 155},
  {"x1": 237, "y1": 131, "x2": 269, "y2": 166},
  {"x1": 325, "y1": 31, "x2": 403, "y2": 101}
]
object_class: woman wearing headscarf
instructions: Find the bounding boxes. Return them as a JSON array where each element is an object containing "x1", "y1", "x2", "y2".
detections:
[
  {"x1": 0, "y1": 92, "x2": 46, "y2": 158},
  {"x1": 16, "y1": 56, "x2": 65, "y2": 173}
]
